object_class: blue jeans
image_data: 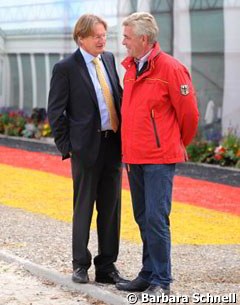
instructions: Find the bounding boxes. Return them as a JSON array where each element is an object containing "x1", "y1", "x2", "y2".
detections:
[{"x1": 127, "y1": 163, "x2": 176, "y2": 288}]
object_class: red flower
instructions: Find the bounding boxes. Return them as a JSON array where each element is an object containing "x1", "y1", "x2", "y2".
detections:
[
  {"x1": 214, "y1": 154, "x2": 223, "y2": 161},
  {"x1": 214, "y1": 145, "x2": 226, "y2": 154}
]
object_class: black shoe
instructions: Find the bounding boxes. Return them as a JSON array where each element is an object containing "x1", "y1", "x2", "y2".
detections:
[
  {"x1": 143, "y1": 284, "x2": 170, "y2": 296},
  {"x1": 95, "y1": 269, "x2": 129, "y2": 284},
  {"x1": 72, "y1": 267, "x2": 89, "y2": 284},
  {"x1": 116, "y1": 276, "x2": 149, "y2": 292}
]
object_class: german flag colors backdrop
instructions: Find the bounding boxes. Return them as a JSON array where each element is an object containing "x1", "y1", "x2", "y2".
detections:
[{"x1": 0, "y1": 146, "x2": 239, "y2": 245}]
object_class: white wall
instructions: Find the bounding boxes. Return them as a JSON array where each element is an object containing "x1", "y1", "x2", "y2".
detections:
[
  {"x1": 0, "y1": 32, "x2": 5, "y2": 107},
  {"x1": 222, "y1": 2, "x2": 240, "y2": 134},
  {"x1": 173, "y1": 0, "x2": 192, "y2": 72}
]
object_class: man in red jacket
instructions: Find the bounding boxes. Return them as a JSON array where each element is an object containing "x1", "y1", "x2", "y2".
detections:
[{"x1": 116, "y1": 12, "x2": 199, "y2": 296}]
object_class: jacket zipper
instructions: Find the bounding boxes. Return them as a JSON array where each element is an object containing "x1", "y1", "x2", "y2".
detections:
[{"x1": 151, "y1": 110, "x2": 160, "y2": 148}]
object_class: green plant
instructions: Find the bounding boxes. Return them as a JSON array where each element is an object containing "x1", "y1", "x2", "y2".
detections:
[
  {"x1": 40, "y1": 122, "x2": 52, "y2": 137},
  {"x1": 0, "y1": 108, "x2": 52, "y2": 139},
  {"x1": 0, "y1": 112, "x2": 27, "y2": 136},
  {"x1": 187, "y1": 130, "x2": 240, "y2": 168},
  {"x1": 215, "y1": 131, "x2": 240, "y2": 167},
  {"x1": 187, "y1": 141, "x2": 216, "y2": 162}
]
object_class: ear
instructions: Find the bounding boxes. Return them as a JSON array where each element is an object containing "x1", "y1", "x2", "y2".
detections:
[
  {"x1": 77, "y1": 36, "x2": 83, "y2": 46},
  {"x1": 141, "y1": 35, "x2": 148, "y2": 45}
]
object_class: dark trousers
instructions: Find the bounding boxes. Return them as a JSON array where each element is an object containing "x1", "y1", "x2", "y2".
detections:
[
  {"x1": 127, "y1": 163, "x2": 175, "y2": 288},
  {"x1": 71, "y1": 132, "x2": 121, "y2": 272}
]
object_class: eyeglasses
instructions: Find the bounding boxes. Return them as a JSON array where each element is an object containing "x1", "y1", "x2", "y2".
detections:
[{"x1": 91, "y1": 34, "x2": 107, "y2": 41}]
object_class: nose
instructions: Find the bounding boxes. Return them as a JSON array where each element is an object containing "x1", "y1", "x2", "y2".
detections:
[{"x1": 98, "y1": 36, "x2": 106, "y2": 42}]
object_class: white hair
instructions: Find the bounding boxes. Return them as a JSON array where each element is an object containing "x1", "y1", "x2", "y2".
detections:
[{"x1": 122, "y1": 12, "x2": 159, "y2": 44}]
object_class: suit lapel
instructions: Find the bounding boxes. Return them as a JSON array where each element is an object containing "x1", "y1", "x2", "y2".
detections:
[{"x1": 74, "y1": 49, "x2": 98, "y2": 107}]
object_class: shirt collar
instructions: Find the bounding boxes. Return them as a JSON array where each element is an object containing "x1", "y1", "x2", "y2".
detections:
[
  {"x1": 80, "y1": 47, "x2": 101, "y2": 64},
  {"x1": 135, "y1": 48, "x2": 153, "y2": 65}
]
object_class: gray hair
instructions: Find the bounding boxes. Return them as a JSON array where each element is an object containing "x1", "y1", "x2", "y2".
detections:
[{"x1": 122, "y1": 12, "x2": 159, "y2": 44}]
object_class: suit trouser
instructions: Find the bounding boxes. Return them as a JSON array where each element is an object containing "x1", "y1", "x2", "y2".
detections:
[{"x1": 71, "y1": 132, "x2": 121, "y2": 272}]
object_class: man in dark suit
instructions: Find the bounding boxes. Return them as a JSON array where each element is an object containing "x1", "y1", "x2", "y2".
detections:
[{"x1": 48, "y1": 14, "x2": 126, "y2": 285}]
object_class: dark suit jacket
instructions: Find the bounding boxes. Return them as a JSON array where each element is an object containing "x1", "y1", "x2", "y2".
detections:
[{"x1": 48, "y1": 49, "x2": 122, "y2": 166}]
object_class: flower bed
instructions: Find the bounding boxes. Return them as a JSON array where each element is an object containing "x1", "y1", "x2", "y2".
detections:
[
  {"x1": 187, "y1": 130, "x2": 240, "y2": 168},
  {"x1": 0, "y1": 108, "x2": 51, "y2": 139}
]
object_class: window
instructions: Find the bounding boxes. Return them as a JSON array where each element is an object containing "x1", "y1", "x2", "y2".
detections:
[
  {"x1": 21, "y1": 54, "x2": 33, "y2": 109},
  {"x1": 35, "y1": 54, "x2": 46, "y2": 108},
  {"x1": 190, "y1": 0, "x2": 224, "y2": 138},
  {"x1": 9, "y1": 54, "x2": 19, "y2": 108}
]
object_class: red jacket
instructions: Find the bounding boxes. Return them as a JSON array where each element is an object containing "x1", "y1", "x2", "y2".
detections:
[{"x1": 121, "y1": 43, "x2": 199, "y2": 164}]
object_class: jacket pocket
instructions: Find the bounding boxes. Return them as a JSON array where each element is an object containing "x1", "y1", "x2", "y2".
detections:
[{"x1": 150, "y1": 110, "x2": 160, "y2": 148}]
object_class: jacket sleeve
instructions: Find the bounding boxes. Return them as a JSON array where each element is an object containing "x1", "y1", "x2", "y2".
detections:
[
  {"x1": 47, "y1": 63, "x2": 72, "y2": 157},
  {"x1": 168, "y1": 65, "x2": 199, "y2": 147}
]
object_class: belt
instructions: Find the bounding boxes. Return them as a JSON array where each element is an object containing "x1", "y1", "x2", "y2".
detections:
[{"x1": 101, "y1": 130, "x2": 114, "y2": 138}]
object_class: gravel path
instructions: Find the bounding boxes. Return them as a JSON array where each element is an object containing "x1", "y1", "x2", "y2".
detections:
[
  {"x1": 0, "y1": 204, "x2": 239, "y2": 304},
  {"x1": 0, "y1": 261, "x2": 94, "y2": 305}
]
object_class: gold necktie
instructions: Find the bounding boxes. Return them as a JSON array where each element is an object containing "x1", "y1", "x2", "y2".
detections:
[{"x1": 92, "y1": 57, "x2": 119, "y2": 133}]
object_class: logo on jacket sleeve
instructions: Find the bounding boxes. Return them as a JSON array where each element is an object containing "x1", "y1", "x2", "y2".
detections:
[{"x1": 180, "y1": 85, "x2": 189, "y2": 96}]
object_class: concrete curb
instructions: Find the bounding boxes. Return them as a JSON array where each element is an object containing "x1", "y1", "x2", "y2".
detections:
[
  {"x1": 0, "y1": 250, "x2": 128, "y2": 305},
  {"x1": 0, "y1": 134, "x2": 59, "y2": 155}
]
